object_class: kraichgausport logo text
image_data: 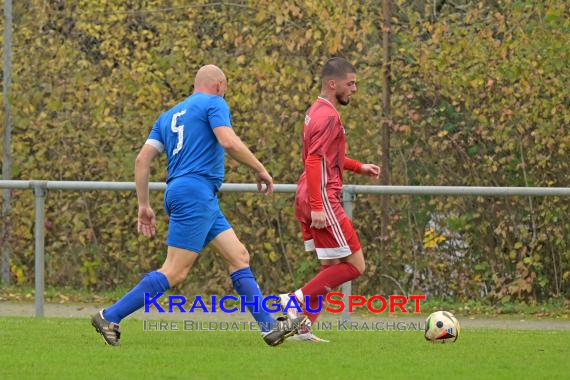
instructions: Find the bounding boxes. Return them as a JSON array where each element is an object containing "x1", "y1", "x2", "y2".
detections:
[
  {"x1": 143, "y1": 292, "x2": 426, "y2": 314},
  {"x1": 143, "y1": 320, "x2": 426, "y2": 332}
]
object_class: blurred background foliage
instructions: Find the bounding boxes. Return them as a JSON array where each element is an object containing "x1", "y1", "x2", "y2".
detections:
[{"x1": 0, "y1": 0, "x2": 568, "y2": 303}]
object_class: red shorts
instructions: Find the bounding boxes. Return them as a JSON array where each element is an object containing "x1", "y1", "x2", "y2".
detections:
[{"x1": 301, "y1": 217, "x2": 361, "y2": 260}]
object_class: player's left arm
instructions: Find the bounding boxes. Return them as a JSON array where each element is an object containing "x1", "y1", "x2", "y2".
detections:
[
  {"x1": 135, "y1": 144, "x2": 161, "y2": 237},
  {"x1": 213, "y1": 126, "x2": 274, "y2": 195},
  {"x1": 344, "y1": 156, "x2": 380, "y2": 179},
  {"x1": 209, "y1": 96, "x2": 273, "y2": 195}
]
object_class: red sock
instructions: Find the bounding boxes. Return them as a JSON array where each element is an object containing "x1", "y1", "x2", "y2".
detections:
[
  {"x1": 303, "y1": 264, "x2": 332, "y2": 323},
  {"x1": 301, "y1": 262, "x2": 361, "y2": 323}
]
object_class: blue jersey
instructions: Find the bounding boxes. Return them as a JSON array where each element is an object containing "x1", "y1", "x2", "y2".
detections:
[{"x1": 146, "y1": 92, "x2": 231, "y2": 190}]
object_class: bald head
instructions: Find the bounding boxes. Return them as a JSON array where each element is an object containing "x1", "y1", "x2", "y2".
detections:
[{"x1": 194, "y1": 65, "x2": 227, "y2": 96}]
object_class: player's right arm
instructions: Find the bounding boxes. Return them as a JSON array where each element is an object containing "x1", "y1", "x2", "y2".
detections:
[
  {"x1": 213, "y1": 126, "x2": 274, "y2": 195},
  {"x1": 135, "y1": 144, "x2": 161, "y2": 237},
  {"x1": 304, "y1": 115, "x2": 340, "y2": 229},
  {"x1": 136, "y1": 117, "x2": 163, "y2": 237},
  {"x1": 305, "y1": 154, "x2": 327, "y2": 229}
]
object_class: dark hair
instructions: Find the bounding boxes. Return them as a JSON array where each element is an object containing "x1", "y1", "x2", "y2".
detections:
[{"x1": 321, "y1": 57, "x2": 356, "y2": 80}]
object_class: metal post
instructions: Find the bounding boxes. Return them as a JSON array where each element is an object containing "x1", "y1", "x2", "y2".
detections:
[
  {"x1": 32, "y1": 182, "x2": 47, "y2": 317},
  {"x1": 341, "y1": 189, "x2": 356, "y2": 321},
  {"x1": 2, "y1": 0, "x2": 13, "y2": 285}
]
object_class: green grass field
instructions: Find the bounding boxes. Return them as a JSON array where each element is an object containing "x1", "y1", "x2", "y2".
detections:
[{"x1": 0, "y1": 317, "x2": 568, "y2": 380}]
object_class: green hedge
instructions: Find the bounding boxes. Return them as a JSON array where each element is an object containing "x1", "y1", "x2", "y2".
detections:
[{"x1": 1, "y1": 0, "x2": 568, "y2": 302}]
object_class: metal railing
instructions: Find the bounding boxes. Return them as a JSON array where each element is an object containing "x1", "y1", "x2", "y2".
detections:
[{"x1": 1, "y1": 180, "x2": 570, "y2": 320}]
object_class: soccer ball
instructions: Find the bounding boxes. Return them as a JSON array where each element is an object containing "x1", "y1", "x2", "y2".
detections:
[{"x1": 424, "y1": 311, "x2": 460, "y2": 343}]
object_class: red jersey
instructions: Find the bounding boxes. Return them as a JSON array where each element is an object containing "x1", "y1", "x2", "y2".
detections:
[{"x1": 295, "y1": 97, "x2": 349, "y2": 225}]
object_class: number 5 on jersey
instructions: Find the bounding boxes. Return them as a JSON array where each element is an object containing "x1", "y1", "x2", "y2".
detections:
[{"x1": 171, "y1": 110, "x2": 187, "y2": 155}]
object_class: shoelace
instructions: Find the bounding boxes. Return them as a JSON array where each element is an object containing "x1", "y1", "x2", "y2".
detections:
[{"x1": 108, "y1": 323, "x2": 121, "y2": 339}]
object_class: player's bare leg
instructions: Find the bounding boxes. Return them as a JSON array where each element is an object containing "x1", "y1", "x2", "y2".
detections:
[
  {"x1": 280, "y1": 257, "x2": 339, "y2": 319},
  {"x1": 92, "y1": 246, "x2": 197, "y2": 346},
  {"x1": 209, "y1": 228, "x2": 250, "y2": 273},
  {"x1": 282, "y1": 249, "x2": 365, "y2": 343},
  {"x1": 158, "y1": 246, "x2": 200, "y2": 286},
  {"x1": 211, "y1": 229, "x2": 306, "y2": 346},
  {"x1": 340, "y1": 248, "x2": 365, "y2": 274}
]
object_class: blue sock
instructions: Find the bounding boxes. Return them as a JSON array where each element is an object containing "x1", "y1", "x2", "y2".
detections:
[
  {"x1": 230, "y1": 267, "x2": 276, "y2": 333},
  {"x1": 103, "y1": 271, "x2": 170, "y2": 324}
]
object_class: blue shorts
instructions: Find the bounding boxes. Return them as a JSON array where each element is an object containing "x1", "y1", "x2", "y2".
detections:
[{"x1": 164, "y1": 176, "x2": 231, "y2": 253}]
